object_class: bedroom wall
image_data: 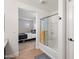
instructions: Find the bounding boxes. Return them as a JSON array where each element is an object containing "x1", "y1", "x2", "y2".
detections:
[
  {"x1": 19, "y1": 19, "x2": 34, "y2": 33},
  {"x1": 18, "y1": 8, "x2": 36, "y2": 33}
]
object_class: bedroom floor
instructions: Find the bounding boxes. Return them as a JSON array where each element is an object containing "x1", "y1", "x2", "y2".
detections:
[
  {"x1": 19, "y1": 40, "x2": 36, "y2": 51},
  {"x1": 12, "y1": 40, "x2": 43, "y2": 59}
]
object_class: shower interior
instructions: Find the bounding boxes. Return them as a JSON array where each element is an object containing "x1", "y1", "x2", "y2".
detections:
[{"x1": 40, "y1": 13, "x2": 58, "y2": 52}]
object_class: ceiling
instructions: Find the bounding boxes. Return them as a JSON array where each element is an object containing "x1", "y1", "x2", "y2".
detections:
[{"x1": 18, "y1": 0, "x2": 58, "y2": 11}]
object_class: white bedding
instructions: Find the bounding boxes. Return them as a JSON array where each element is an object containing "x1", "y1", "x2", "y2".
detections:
[{"x1": 25, "y1": 33, "x2": 36, "y2": 39}]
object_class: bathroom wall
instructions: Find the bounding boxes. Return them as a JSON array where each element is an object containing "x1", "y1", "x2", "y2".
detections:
[{"x1": 5, "y1": 0, "x2": 19, "y2": 57}]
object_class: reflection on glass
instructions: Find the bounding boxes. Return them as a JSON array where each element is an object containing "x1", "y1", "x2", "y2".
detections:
[{"x1": 40, "y1": 15, "x2": 58, "y2": 51}]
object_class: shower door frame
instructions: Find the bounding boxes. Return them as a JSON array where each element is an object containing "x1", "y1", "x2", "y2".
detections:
[{"x1": 39, "y1": 0, "x2": 66, "y2": 59}]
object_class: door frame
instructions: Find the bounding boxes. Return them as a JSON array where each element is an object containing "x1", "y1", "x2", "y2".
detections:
[
  {"x1": 65, "y1": 0, "x2": 74, "y2": 59},
  {"x1": 58, "y1": 0, "x2": 66, "y2": 59},
  {"x1": 17, "y1": 2, "x2": 39, "y2": 51}
]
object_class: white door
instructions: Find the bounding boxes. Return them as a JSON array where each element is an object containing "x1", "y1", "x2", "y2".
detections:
[{"x1": 66, "y1": 0, "x2": 74, "y2": 59}]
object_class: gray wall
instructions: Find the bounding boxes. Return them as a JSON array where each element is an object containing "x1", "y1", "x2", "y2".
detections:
[
  {"x1": 18, "y1": 8, "x2": 36, "y2": 33},
  {"x1": 19, "y1": 19, "x2": 33, "y2": 33}
]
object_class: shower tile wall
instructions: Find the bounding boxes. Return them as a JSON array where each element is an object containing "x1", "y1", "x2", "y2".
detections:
[{"x1": 48, "y1": 15, "x2": 58, "y2": 51}]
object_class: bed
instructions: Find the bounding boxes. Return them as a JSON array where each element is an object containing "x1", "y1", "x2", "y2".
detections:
[{"x1": 19, "y1": 33, "x2": 36, "y2": 42}]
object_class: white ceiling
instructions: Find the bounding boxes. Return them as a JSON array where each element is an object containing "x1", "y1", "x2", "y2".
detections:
[{"x1": 18, "y1": 0, "x2": 58, "y2": 11}]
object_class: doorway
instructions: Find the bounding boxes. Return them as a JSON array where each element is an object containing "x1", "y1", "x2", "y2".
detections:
[
  {"x1": 18, "y1": 8, "x2": 36, "y2": 51},
  {"x1": 17, "y1": 8, "x2": 43, "y2": 59}
]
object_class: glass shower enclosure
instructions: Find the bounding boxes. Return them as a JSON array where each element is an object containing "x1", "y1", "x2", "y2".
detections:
[{"x1": 40, "y1": 14, "x2": 58, "y2": 51}]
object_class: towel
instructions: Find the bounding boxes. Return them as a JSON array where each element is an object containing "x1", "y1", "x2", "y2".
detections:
[{"x1": 40, "y1": 31, "x2": 45, "y2": 44}]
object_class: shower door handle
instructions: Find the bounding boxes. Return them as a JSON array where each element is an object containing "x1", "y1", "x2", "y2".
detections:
[
  {"x1": 58, "y1": 16, "x2": 62, "y2": 20},
  {"x1": 68, "y1": 38, "x2": 74, "y2": 42}
]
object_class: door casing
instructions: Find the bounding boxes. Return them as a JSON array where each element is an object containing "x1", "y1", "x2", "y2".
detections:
[{"x1": 66, "y1": 0, "x2": 74, "y2": 59}]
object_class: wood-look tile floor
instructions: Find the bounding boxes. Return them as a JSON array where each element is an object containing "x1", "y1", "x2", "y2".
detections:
[{"x1": 13, "y1": 40, "x2": 43, "y2": 59}]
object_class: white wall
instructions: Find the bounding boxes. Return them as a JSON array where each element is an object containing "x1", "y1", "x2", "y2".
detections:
[
  {"x1": 18, "y1": 2, "x2": 38, "y2": 12},
  {"x1": 19, "y1": 8, "x2": 35, "y2": 20},
  {"x1": 18, "y1": 0, "x2": 58, "y2": 11},
  {"x1": 5, "y1": 0, "x2": 19, "y2": 57}
]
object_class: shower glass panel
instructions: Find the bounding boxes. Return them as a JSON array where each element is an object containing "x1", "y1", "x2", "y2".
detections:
[{"x1": 40, "y1": 15, "x2": 58, "y2": 51}]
